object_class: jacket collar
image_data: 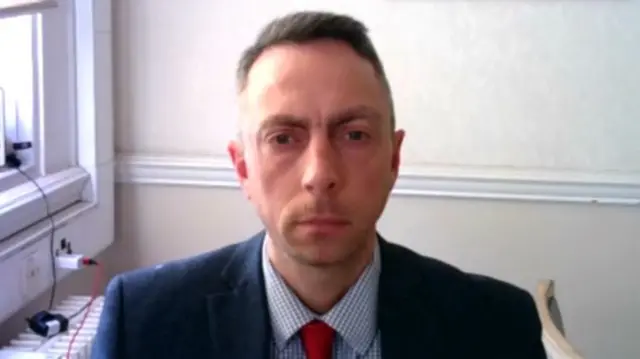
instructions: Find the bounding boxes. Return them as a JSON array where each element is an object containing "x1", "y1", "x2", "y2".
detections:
[
  {"x1": 376, "y1": 238, "x2": 450, "y2": 358},
  {"x1": 206, "y1": 231, "x2": 271, "y2": 359},
  {"x1": 205, "y1": 231, "x2": 446, "y2": 358}
]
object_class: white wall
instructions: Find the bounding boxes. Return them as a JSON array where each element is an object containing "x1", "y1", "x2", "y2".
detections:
[
  {"x1": 116, "y1": 0, "x2": 640, "y2": 179},
  {"x1": 3, "y1": 0, "x2": 638, "y2": 357},
  {"x1": 112, "y1": 1, "x2": 639, "y2": 358},
  {"x1": 111, "y1": 1, "x2": 640, "y2": 357}
]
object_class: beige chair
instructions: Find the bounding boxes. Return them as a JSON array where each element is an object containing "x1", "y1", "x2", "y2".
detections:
[{"x1": 534, "y1": 279, "x2": 584, "y2": 359}]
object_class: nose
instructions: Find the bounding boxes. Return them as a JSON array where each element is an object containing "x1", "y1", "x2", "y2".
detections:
[{"x1": 301, "y1": 138, "x2": 340, "y2": 194}]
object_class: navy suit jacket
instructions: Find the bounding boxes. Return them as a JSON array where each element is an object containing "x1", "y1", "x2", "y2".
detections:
[{"x1": 92, "y1": 232, "x2": 547, "y2": 358}]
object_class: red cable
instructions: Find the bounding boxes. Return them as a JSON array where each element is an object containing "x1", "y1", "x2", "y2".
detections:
[{"x1": 66, "y1": 258, "x2": 103, "y2": 359}]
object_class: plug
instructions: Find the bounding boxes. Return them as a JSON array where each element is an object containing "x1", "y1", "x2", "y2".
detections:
[
  {"x1": 4, "y1": 152, "x2": 21, "y2": 168},
  {"x1": 26, "y1": 310, "x2": 69, "y2": 337},
  {"x1": 55, "y1": 254, "x2": 95, "y2": 269}
]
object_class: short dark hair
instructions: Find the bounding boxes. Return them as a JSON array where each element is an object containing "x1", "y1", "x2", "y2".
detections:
[{"x1": 236, "y1": 11, "x2": 395, "y2": 129}]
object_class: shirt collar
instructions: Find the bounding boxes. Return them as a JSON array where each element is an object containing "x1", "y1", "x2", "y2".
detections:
[{"x1": 261, "y1": 236, "x2": 381, "y2": 355}]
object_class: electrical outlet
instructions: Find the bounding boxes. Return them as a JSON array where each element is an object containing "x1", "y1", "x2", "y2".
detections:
[
  {"x1": 21, "y1": 251, "x2": 45, "y2": 299},
  {"x1": 55, "y1": 237, "x2": 73, "y2": 256}
]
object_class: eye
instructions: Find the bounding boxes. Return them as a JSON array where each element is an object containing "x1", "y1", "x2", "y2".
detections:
[
  {"x1": 266, "y1": 131, "x2": 297, "y2": 146},
  {"x1": 274, "y1": 133, "x2": 292, "y2": 145},
  {"x1": 345, "y1": 130, "x2": 368, "y2": 141}
]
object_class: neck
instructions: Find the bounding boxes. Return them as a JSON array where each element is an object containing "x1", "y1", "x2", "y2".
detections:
[{"x1": 267, "y1": 234, "x2": 376, "y2": 314}]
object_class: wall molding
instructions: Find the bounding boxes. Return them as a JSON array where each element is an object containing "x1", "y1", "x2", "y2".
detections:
[{"x1": 116, "y1": 154, "x2": 640, "y2": 206}]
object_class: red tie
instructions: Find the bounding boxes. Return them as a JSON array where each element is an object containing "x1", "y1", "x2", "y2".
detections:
[{"x1": 300, "y1": 320, "x2": 335, "y2": 359}]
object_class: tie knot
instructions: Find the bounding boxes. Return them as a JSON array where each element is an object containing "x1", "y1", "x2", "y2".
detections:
[{"x1": 300, "y1": 320, "x2": 335, "y2": 359}]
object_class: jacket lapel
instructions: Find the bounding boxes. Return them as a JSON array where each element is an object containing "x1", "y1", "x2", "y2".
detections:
[
  {"x1": 377, "y1": 239, "x2": 450, "y2": 358},
  {"x1": 204, "y1": 233, "x2": 457, "y2": 358},
  {"x1": 206, "y1": 233, "x2": 271, "y2": 359}
]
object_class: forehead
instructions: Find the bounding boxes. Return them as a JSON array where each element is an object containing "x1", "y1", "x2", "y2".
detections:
[{"x1": 240, "y1": 40, "x2": 390, "y2": 128}]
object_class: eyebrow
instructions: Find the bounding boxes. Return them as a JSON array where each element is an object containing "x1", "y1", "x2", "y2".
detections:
[
  {"x1": 258, "y1": 115, "x2": 307, "y2": 133},
  {"x1": 328, "y1": 105, "x2": 383, "y2": 125},
  {"x1": 259, "y1": 105, "x2": 382, "y2": 132}
]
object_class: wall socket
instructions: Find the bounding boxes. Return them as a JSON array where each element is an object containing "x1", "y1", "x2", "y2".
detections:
[
  {"x1": 21, "y1": 251, "x2": 45, "y2": 299},
  {"x1": 55, "y1": 238, "x2": 73, "y2": 256},
  {"x1": 18, "y1": 237, "x2": 74, "y2": 300}
]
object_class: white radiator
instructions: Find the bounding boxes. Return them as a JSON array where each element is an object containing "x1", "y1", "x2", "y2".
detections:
[{"x1": 1, "y1": 295, "x2": 104, "y2": 359}]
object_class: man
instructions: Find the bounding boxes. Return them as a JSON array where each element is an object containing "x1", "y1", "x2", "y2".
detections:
[{"x1": 92, "y1": 11, "x2": 547, "y2": 359}]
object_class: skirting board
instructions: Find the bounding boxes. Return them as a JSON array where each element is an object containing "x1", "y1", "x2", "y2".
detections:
[{"x1": 116, "y1": 155, "x2": 640, "y2": 206}]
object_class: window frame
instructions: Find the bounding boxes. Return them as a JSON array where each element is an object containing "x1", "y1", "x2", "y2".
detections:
[
  {"x1": 0, "y1": 120, "x2": 3, "y2": 167},
  {"x1": 0, "y1": 12, "x2": 41, "y2": 192},
  {"x1": 0, "y1": 0, "x2": 57, "y2": 20},
  {"x1": 0, "y1": 0, "x2": 81, "y2": 240},
  {"x1": 0, "y1": 0, "x2": 82, "y2": 240},
  {"x1": 0, "y1": 0, "x2": 114, "y2": 324}
]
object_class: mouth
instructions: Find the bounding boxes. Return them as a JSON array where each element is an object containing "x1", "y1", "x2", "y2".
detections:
[
  {"x1": 296, "y1": 216, "x2": 351, "y2": 232},
  {"x1": 298, "y1": 216, "x2": 350, "y2": 225}
]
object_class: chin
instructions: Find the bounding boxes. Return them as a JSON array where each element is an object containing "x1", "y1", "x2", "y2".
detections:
[
  {"x1": 296, "y1": 251, "x2": 351, "y2": 267},
  {"x1": 295, "y1": 240, "x2": 364, "y2": 267}
]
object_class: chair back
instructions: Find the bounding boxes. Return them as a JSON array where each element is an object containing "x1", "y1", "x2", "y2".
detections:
[{"x1": 534, "y1": 279, "x2": 584, "y2": 359}]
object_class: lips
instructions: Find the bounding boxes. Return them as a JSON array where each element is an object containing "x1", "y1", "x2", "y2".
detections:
[
  {"x1": 297, "y1": 217, "x2": 350, "y2": 226},
  {"x1": 296, "y1": 216, "x2": 351, "y2": 234}
]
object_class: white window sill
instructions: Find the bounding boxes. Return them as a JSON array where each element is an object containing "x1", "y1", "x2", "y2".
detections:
[
  {"x1": 0, "y1": 162, "x2": 113, "y2": 324},
  {"x1": 0, "y1": 167, "x2": 90, "y2": 241},
  {"x1": 0, "y1": 165, "x2": 40, "y2": 192},
  {"x1": 0, "y1": 0, "x2": 114, "y2": 326}
]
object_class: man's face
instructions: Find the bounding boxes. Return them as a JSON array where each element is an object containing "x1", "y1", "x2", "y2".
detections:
[{"x1": 229, "y1": 40, "x2": 404, "y2": 267}]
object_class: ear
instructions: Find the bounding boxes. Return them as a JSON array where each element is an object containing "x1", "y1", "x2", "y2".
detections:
[
  {"x1": 391, "y1": 129, "x2": 405, "y2": 177},
  {"x1": 227, "y1": 140, "x2": 249, "y2": 183}
]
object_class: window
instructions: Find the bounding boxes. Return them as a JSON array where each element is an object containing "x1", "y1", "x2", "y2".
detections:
[
  {"x1": 0, "y1": 0, "x2": 114, "y2": 324},
  {"x1": 0, "y1": 9, "x2": 40, "y2": 192},
  {"x1": 0, "y1": 0, "x2": 82, "y2": 241}
]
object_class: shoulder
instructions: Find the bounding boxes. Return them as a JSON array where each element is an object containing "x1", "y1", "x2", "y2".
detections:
[
  {"x1": 104, "y1": 234, "x2": 261, "y2": 309},
  {"x1": 94, "y1": 234, "x2": 265, "y2": 357},
  {"x1": 382, "y1": 240, "x2": 542, "y2": 333},
  {"x1": 383, "y1": 239, "x2": 535, "y2": 303},
  {"x1": 382, "y1": 240, "x2": 545, "y2": 355}
]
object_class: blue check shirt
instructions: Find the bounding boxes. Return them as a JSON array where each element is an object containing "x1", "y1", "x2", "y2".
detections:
[{"x1": 262, "y1": 238, "x2": 383, "y2": 358}]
